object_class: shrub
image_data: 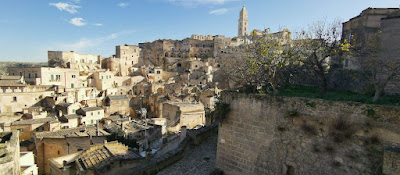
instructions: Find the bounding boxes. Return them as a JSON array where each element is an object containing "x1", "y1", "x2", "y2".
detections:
[
  {"x1": 213, "y1": 102, "x2": 231, "y2": 123},
  {"x1": 365, "y1": 108, "x2": 376, "y2": 118},
  {"x1": 306, "y1": 102, "x2": 316, "y2": 108},
  {"x1": 286, "y1": 110, "x2": 299, "y2": 118},
  {"x1": 301, "y1": 124, "x2": 318, "y2": 136}
]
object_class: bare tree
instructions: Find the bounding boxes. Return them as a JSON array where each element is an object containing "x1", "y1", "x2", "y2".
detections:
[
  {"x1": 219, "y1": 50, "x2": 265, "y2": 92},
  {"x1": 355, "y1": 31, "x2": 400, "y2": 102},
  {"x1": 293, "y1": 19, "x2": 346, "y2": 96}
]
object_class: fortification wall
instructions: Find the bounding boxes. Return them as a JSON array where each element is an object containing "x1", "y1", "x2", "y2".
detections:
[{"x1": 216, "y1": 92, "x2": 400, "y2": 175}]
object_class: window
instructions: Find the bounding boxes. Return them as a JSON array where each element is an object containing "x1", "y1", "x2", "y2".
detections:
[
  {"x1": 91, "y1": 120, "x2": 93, "y2": 124},
  {"x1": 35, "y1": 73, "x2": 38, "y2": 78},
  {"x1": 28, "y1": 73, "x2": 31, "y2": 78},
  {"x1": 71, "y1": 83, "x2": 74, "y2": 88},
  {"x1": 51, "y1": 75, "x2": 54, "y2": 80},
  {"x1": 157, "y1": 71, "x2": 161, "y2": 74},
  {"x1": 13, "y1": 96, "x2": 17, "y2": 102},
  {"x1": 72, "y1": 75, "x2": 76, "y2": 78},
  {"x1": 58, "y1": 151, "x2": 60, "y2": 155},
  {"x1": 72, "y1": 109, "x2": 75, "y2": 113},
  {"x1": 82, "y1": 84, "x2": 85, "y2": 87},
  {"x1": 17, "y1": 128, "x2": 23, "y2": 133},
  {"x1": 91, "y1": 112, "x2": 93, "y2": 116},
  {"x1": 20, "y1": 72, "x2": 22, "y2": 76},
  {"x1": 98, "y1": 111, "x2": 100, "y2": 115},
  {"x1": 101, "y1": 76, "x2": 103, "y2": 79}
]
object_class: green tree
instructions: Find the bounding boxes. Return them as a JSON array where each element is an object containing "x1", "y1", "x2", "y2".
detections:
[{"x1": 247, "y1": 29, "x2": 294, "y2": 94}]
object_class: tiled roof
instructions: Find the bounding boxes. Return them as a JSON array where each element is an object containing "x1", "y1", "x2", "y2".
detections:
[
  {"x1": 77, "y1": 142, "x2": 141, "y2": 171},
  {"x1": 108, "y1": 95, "x2": 129, "y2": 100},
  {"x1": 0, "y1": 75, "x2": 21, "y2": 80},
  {"x1": 64, "y1": 114, "x2": 81, "y2": 119},
  {"x1": 0, "y1": 80, "x2": 26, "y2": 87},
  {"x1": 11, "y1": 117, "x2": 56, "y2": 126},
  {"x1": 35, "y1": 126, "x2": 110, "y2": 139},
  {"x1": 81, "y1": 107, "x2": 103, "y2": 112}
]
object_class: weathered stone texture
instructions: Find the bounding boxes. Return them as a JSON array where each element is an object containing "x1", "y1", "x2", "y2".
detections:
[{"x1": 216, "y1": 92, "x2": 400, "y2": 175}]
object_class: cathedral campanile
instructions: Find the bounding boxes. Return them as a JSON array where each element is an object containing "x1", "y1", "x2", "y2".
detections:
[{"x1": 238, "y1": 5, "x2": 248, "y2": 37}]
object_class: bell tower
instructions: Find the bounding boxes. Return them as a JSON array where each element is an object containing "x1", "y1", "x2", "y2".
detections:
[{"x1": 238, "y1": 5, "x2": 248, "y2": 37}]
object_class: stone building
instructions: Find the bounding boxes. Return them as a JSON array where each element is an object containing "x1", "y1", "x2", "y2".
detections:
[
  {"x1": 48, "y1": 141, "x2": 141, "y2": 175},
  {"x1": 0, "y1": 131, "x2": 20, "y2": 175},
  {"x1": 191, "y1": 34, "x2": 213, "y2": 41},
  {"x1": 0, "y1": 87, "x2": 55, "y2": 114},
  {"x1": 116, "y1": 44, "x2": 141, "y2": 66},
  {"x1": 8, "y1": 67, "x2": 80, "y2": 88},
  {"x1": 48, "y1": 51, "x2": 102, "y2": 70},
  {"x1": 162, "y1": 102, "x2": 205, "y2": 133},
  {"x1": 55, "y1": 102, "x2": 81, "y2": 116},
  {"x1": 139, "y1": 38, "x2": 215, "y2": 67},
  {"x1": 11, "y1": 117, "x2": 58, "y2": 141},
  {"x1": 342, "y1": 8, "x2": 400, "y2": 69},
  {"x1": 59, "y1": 114, "x2": 81, "y2": 129},
  {"x1": 76, "y1": 107, "x2": 104, "y2": 126},
  {"x1": 379, "y1": 14, "x2": 400, "y2": 94},
  {"x1": 104, "y1": 95, "x2": 130, "y2": 116},
  {"x1": 33, "y1": 126, "x2": 109, "y2": 174},
  {"x1": 238, "y1": 5, "x2": 248, "y2": 37},
  {"x1": 0, "y1": 75, "x2": 26, "y2": 91},
  {"x1": 92, "y1": 70, "x2": 115, "y2": 91},
  {"x1": 20, "y1": 152, "x2": 39, "y2": 175}
]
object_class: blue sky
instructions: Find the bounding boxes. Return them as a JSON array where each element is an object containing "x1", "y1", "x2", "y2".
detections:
[{"x1": 0, "y1": 0, "x2": 399, "y2": 62}]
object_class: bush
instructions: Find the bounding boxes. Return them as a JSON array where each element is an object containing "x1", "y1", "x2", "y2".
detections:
[{"x1": 213, "y1": 102, "x2": 231, "y2": 123}]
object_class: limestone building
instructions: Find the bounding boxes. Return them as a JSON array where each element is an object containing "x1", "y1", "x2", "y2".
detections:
[
  {"x1": 342, "y1": 8, "x2": 400, "y2": 69},
  {"x1": 0, "y1": 131, "x2": 20, "y2": 175},
  {"x1": 8, "y1": 67, "x2": 80, "y2": 88},
  {"x1": 238, "y1": 5, "x2": 249, "y2": 37},
  {"x1": 48, "y1": 141, "x2": 141, "y2": 175},
  {"x1": 33, "y1": 127, "x2": 109, "y2": 174},
  {"x1": 162, "y1": 102, "x2": 205, "y2": 132},
  {"x1": 48, "y1": 51, "x2": 102, "y2": 70},
  {"x1": 104, "y1": 95, "x2": 131, "y2": 116},
  {"x1": 76, "y1": 107, "x2": 104, "y2": 126},
  {"x1": 191, "y1": 34, "x2": 213, "y2": 41}
]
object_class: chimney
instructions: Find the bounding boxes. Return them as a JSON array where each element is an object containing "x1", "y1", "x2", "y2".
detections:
[
  {"x1": 96, "y1": 121, "x2": 100, "y2": 136},
  {"x1": 62, "y1": 160, "x2": 68, "y2": 171}
]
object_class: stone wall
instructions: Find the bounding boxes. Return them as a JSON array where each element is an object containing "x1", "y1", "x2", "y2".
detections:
[{"x1": 216, "y1": 92, "x2": 400, "y2": 175}]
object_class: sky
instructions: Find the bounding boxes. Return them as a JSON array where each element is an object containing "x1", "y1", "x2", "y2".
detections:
[{"x1": 0, "y1": 0, "x2": 399, "y2": 62}]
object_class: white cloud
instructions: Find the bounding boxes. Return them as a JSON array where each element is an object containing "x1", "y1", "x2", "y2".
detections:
[
  {"x1": 69, "y1": 17, "x2": 86, "y2": 26},
  {"x1": 49, "y1": 2, "x2": 81, "y2": 14},
  {"x1": 209, "y1": 8, "x2": 228, "y2": 15},
  {"x1": 168, "y1": 0, "x2": 237, "y2": 7},
  {"x1": 94, "y1": 23, "x2": 103, "y2": 26},
  {"x1": 57, "y1": 31, "x2": 135, "y2": 51},
  {"x1": 118, "y1": 2, "x2": 129, "y2": 7}
]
